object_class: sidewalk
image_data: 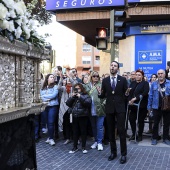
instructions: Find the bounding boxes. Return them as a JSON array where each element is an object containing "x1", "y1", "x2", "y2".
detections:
[{"x1": 36, "y1": 135, "x2": 170, "y2": 170}]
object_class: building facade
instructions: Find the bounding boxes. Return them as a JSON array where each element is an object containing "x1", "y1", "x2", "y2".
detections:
[
  {"x1": 46, "y1": 0, "x2": 170, "y2": 78},
  {"x1": 76, "y1": 34, "x2": 100, "y2": 77}
]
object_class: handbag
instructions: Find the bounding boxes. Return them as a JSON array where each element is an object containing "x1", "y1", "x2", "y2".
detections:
[
  {"x1": 159, "y1": 84, "x2": 170, "y2": 111},
  {"x1": 68, "y1": 100, "x2": 78, "y2": 123},
  {"x1": 161, "y1": 96, "x2": 170, "y2": 111}
]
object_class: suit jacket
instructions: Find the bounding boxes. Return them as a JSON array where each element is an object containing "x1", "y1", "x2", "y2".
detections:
[{"x1": 99, "y1": 75, "x2": 128, "y2": 113}]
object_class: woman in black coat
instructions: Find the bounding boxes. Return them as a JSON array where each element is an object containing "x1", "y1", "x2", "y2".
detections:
[
  {"x1": 66, "y1": 83, "x2": 91, "y2": 154},
  {"x1": 127, "y1": 69, "x2": 149, "y2": 142}
]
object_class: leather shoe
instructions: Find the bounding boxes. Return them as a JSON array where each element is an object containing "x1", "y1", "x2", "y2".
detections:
[
  {"x1": 129, "y1": 135, "x2": 135, "y2": 141},
  {"x1": 108, "y1": 153, "x2": 117, "y2": 161},
  {"x1": 138, "y1": 136, "x2": 142, "y2": 142},
  {"x1": 126, "y1": 133, "x2": 130, "y2": 138},
  {"x1": 120, "y1": 156, "x2": 126, "y2": 164}
]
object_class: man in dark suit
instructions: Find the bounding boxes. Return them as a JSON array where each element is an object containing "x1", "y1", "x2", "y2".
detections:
[{"x1": 99, "y1": 61, "x2": 128, "y2": 164}]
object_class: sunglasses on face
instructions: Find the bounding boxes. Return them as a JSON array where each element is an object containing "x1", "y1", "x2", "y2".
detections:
[{"x1": 92, "y1": 75, "x2": 99, "y2": 78}]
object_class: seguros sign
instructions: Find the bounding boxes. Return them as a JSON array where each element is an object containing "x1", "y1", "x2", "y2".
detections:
[
  {"x1": 128, "y1": 0, "x2": 170, "y2": 3},
  {"x1": 46, "y1": 0, "x2": 125, "y2": 11}
]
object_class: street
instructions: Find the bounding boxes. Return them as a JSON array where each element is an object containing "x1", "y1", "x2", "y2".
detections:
[{"x1": 36, "y1": 134, "x2": 170, "y2": 170}]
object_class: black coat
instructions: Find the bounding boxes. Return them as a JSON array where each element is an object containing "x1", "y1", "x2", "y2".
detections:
[
  {"x1": 128, "y1": 80, "x2": 149, "y2": 108},
  {"x1": 66, "y1": 93, "x2": 91, "y2": 117},
  {"x1": 165, "y1": 69, "x2": 170, "y2": 80},
  {"x1": 99, "y1": 75, "x2": 128, "y2": 113}
]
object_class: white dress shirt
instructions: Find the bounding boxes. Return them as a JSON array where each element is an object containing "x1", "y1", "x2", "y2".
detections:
[{"x1": 110, "y1": 74, "x2": 118, "y2": 87}]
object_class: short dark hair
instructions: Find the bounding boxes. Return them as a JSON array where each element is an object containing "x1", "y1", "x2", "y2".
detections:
[
  {"x1": 111, "y1": 61, "x2": 119, "y2": 69},
  {"x1": 71, "y1": 68, "x2": 77, "y2": 72},
  {"x1": 57, "y1": 66, "x2": 62, "y2": 71},
  {"x1": 151, "y1": 74, "x2": 157, "y2": 78},
  {"x1": 167, "y1": 61, "x2": 170, "y2": 67}
]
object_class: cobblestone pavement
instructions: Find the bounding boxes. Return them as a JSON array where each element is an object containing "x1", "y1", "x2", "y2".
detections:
[{"x1": 36, "y1": 134, "x2": 170, "y2": 170}]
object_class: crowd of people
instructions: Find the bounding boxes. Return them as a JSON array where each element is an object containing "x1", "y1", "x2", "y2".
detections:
[{"x1": 35, "y1": 62, "x2": 170, "y2": 164}]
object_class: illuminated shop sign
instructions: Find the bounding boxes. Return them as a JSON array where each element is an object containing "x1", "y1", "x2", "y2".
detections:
[
  {"x1": 46, "y1": 0, "x2": 125, "y2": 11},
  {"x1": 141, "y1": 24, "x2": 170, "y2": 33},
  {"x1": 128, "y1": 0, "x2": 170, "y2": 3},
  {"x1": 125, "y1": 22, "x2": 170, "y2": 36}
]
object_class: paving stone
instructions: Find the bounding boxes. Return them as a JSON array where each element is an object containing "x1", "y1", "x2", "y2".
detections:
[{"x1": 36, "y1": 135, "x2": 170, "y2": 170}]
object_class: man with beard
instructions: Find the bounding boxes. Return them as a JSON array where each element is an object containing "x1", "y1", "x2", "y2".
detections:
[{"x1": 99, "y1": 61, "x2": 128, "y2": 164}]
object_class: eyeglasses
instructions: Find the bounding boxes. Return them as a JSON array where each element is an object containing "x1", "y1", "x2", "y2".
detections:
[{"x1": 92, "y1": 75, "x2": 99, "y2": 78}]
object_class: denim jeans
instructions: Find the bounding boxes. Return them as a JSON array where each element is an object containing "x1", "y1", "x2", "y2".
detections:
[
  {"x1": 42, "y1": 105, "x2": 59, "y2": 139},
  {"x1": 90, "y1": 116, "x2": 105, "y2": 144},
  {"x1": 41, "y1": 111, "x2": 47, "y2": 130},
  {"x1": 34, "y1": 114, "x2": 41, "y2": 139}
]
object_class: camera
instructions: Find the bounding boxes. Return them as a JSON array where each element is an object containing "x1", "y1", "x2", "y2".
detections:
[
  {"x1": 74, "y1": 88, "x2": 78, "y2": 94},
  {"x1": 73, "y1": 88, "x2": 79, "y2": 98}
]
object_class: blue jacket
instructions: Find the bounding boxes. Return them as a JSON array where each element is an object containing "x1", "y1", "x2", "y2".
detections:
[
  {"x1": 147, "y1": 79, "x2": 170, "y2": 110},
  {"x1": 40, "y1": 85, "x2": 59, "y2": 106}
]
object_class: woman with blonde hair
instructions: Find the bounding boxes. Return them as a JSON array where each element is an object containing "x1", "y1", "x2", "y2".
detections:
[{"x1": 84, "y1": 71, "x2": 105, "y2": 151}]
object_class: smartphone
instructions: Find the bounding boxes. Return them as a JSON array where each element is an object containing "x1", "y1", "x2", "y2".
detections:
[{"x1": 62, "y1": 68, "x2": 66, "y2": 74}]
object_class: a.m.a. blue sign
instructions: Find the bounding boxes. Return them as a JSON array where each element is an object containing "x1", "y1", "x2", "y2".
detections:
[
  {"x1": 138, "y1": 51, "x2": 162, "y2": 64},
  {"x1": 128, "y1": 0, "x2": 170, "y2": 2},
  {"x1": 46, "y1": 0, "x2": 125, "y2": 11},
  {"x1": 135, "y1": 34, "x2": 166, "y2": 79}
]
